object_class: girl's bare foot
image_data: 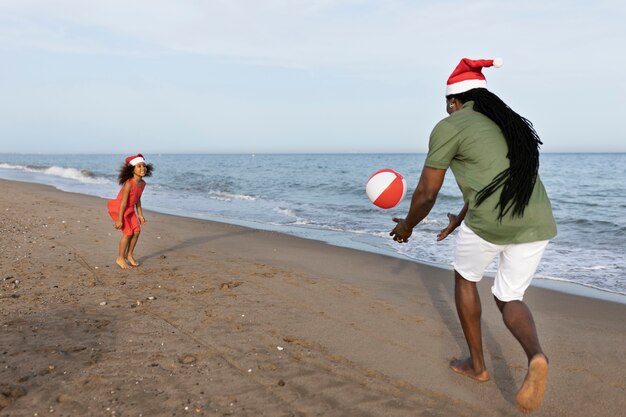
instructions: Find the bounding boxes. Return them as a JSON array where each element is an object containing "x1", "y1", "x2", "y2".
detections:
[
  {"x1": 449, "y1": 358, "x2": 490, "y2": 382},
  {"x1": 116, "y1": 257, "x2": 132, "y2": 270},
  {"x1": 126, "y1": 256, "x2": 140, "y2": 267},
  {"x1": 516, "y1": 354, "x2": 548, "y2": 413}
]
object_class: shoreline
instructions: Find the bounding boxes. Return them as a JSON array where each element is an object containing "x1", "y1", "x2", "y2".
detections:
[
  {"x1": 172, "y1": 212, "x2": 626, "y2": 305},
  {"x1": 4, "y1": 175, "x2": 625, "y2": 305},
  {"x1": 1, "y1": 178, "x2": 625, "y2": 416}
]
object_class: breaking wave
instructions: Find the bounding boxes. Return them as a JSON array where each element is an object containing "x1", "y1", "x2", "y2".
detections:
[{"x1": 0, "y1": 163, "x2": 110, "y2": 184}]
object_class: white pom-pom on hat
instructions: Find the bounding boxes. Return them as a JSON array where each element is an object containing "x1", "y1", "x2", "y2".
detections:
[{"x1": 492, "y1": 58, "x2": 503, "y2": 68}]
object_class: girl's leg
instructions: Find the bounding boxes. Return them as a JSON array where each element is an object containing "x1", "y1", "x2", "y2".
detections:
[
  {"x1": 126, "y1": 232, "x2": 141, "y2": 266},
  {"x1": 117, "y1": 234, "x2": 132, "y2": 269}
]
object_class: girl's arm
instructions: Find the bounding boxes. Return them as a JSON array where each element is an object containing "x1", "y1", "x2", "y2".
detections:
[
  {"x1": 115, "y1": 182, "x2": 132, "y2": 229},
  {"x1": 136, "y1": 198, "x2": 145, "y2": 224}
]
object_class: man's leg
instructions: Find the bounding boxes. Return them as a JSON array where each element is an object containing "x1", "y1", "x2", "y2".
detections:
[
  {"x1": 493, "y1": 239, "x2": 550, "y2": 413},
  {"x1": 495, "y1": 298, "x2": 548, "y2": 413},
  {"x1": 494, "y1": 298, "x2": 545, "y2": 360},
  {"x1": 450, "y1": 271, "x2": 490, "y2": 382}
]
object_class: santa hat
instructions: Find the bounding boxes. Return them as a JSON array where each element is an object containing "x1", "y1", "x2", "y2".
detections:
[
  {"x1": 446, "y1": 58, "x2": 503, "y2": 96},
  {"x1": 125, "y1": 154, "x2": 145, "y2": 166}
]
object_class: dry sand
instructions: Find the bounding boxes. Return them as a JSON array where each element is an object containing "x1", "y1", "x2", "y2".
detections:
[{"x1": 1, "y1": 179, "x2": 625, "y2": 416}]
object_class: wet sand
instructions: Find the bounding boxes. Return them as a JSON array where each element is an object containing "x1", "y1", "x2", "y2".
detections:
[{"x1": 1, "y1": 179, "x2": 625, "y2": 416}]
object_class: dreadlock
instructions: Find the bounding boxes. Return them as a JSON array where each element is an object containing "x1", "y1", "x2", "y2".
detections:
[{"x1": 447, "y1": 88, "x2": 542, "y2": 220}]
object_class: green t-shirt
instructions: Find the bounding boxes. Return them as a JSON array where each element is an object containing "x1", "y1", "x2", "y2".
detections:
[{"x1": 424, "y1": 101, "x2": 557, "y2": 244}]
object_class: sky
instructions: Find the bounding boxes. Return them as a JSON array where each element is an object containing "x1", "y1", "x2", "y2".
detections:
[{"x1": 0, "y1": 0, "x2": 624, "y2": 154}]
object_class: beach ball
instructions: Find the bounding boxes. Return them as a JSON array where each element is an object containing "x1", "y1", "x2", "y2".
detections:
[{"x1": 366, "y1": 168, "x2": 407, "y2": 209}]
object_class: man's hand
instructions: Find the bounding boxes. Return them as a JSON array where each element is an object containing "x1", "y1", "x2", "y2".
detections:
[
  {"x1": 390, "y1": 217, "x2": 413, "y2": 243},
  {"x1": 436, "y1": 213, "x2": 461, "y2": 241},
  {"x1": 437, "y1": 202, "x2": 468, "y2": 241}
]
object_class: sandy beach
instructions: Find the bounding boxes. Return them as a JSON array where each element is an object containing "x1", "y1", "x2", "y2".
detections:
[{"x1": 1, "y1": 178, "x2": 624, "y2": 417}]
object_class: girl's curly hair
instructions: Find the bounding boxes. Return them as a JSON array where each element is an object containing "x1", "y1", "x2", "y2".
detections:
[{"x1": 117, "y1": 163, "x2": 154, "y2": 185}]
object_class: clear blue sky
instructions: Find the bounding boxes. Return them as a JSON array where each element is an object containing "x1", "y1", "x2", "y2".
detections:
[{"x1": 1, "y1": 1, "x2": 624, "y2": 154}]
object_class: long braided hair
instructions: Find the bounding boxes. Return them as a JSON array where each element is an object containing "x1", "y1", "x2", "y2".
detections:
[{"x1": 447, "y1": 88, "x2": 542, "y2": 220}]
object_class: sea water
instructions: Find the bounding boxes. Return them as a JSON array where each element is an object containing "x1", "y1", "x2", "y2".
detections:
[{"x1": 1, "y1": 153, "x2": 624, "y2": 299}]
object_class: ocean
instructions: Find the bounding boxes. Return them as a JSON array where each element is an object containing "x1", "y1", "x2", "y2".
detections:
[{"x1": 1, "y1": 153, "x2": 624, "y2": 301}]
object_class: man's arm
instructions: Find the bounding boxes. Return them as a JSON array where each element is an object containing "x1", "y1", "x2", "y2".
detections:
[{"x1": 390, "y1": 166, "x2": 446, "y2": 243}]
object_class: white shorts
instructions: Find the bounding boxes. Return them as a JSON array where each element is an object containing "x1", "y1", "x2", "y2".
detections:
[{"x1": 452, "y1": 222, "x2": 549, "y2": 302}]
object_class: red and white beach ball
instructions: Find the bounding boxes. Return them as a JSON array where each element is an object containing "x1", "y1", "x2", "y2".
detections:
[{"x1": 366, "y1": 169, "x2": 407, "y2": 209}]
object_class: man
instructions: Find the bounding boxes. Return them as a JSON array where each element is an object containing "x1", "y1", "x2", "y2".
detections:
[{"x1": 390, "y1": 58, "x2": 557, "y2": 414}]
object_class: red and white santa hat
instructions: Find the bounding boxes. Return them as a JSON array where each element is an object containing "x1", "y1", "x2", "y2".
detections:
[
  {"x1": 446, "y1": 58, "x2": 503, "y2": 96},
  {"x1": 125, "y1": 153, "x2": 145, "y2": 166}
]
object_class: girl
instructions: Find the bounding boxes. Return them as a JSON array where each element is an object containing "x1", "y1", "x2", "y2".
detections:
[{"x1": 107, "y1": 154, "x2": 154, "y2": 269}]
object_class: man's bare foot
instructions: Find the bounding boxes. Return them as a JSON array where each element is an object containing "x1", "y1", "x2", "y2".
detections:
[
  {"x1": 116, "y1": 257, "x2": 132, "y2": 270},
  {"x1": 449, "y1": 358, "x2": 490, "y2": 382},
  {"x1": 516, "y1": 354, "x2": 548, "y2": 413},
  {"x1": 127, "y1": 256, "x2": 140, "y2": 267}
]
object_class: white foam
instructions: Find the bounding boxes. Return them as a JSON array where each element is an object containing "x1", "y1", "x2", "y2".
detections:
[
  {"x1": 207, "y1": 190, "x2": 256, "y2": 202},
  {"x1": 0, "y1": 163, "x2": 110, "y2": 184},
  {"x1": 574, "y1": 265, "x2": 608, "y2": 271},
  {"x1": 0, "y1": 163, "x2": 26, "y2": 170},
  {"x1": 534, "y1": 275, "x2": 626, "y2": 297},
  {"x1": 43, "y1": 166, "x2": 109, "y2": 184},
  {"x1": 273, "y1": 207, "x2": 297, "y2": 218}
]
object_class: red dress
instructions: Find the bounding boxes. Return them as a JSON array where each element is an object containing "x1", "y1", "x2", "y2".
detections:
[{"x1": 107, "y1": 179, "x2": 145, "y2": 236}]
